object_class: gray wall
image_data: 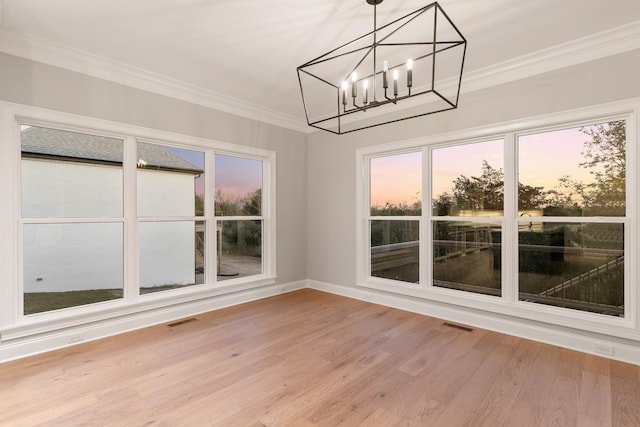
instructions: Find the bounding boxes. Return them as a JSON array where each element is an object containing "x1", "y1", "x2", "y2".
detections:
[
  {"x1": 0, "y1": 52, "x2": 308, "y2": 286},
  {"x1": 307, "y1": 49, "x2": 640, "y2": 287}
]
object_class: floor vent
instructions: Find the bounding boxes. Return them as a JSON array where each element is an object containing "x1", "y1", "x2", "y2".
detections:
[
  {"x1": 442, "y1": 322, "x2": 474, "y2": 332},
  {"x1": 168, "y1": 318, "x2": 198, "y2": 327}
]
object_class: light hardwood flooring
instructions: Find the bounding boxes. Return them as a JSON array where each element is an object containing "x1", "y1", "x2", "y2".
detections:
[{"x1": 2, "y1": 289, "x2": 640, "y2": 426}]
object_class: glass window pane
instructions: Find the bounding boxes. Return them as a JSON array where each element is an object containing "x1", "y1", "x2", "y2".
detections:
[
  {"x1": 139, "y1": 221, "x2": 204, "y2": 294},
  {"x1": 370, "y1": 152, "x2": 421, "y2": 216},
  {"x1": 217, "y1": 220, "x2": 262, "y2": 280},
  {"x1": 21, "y1": 126, "x2": 123, "y2": 218},
  {"x1": 518, "y1": 121, "x2": 626, "y2": 217},
  {"x1": 433, "y1": 221, "x2": 501, "y2": 296},
  {"x1": 370, "y1": 220, "x2": 419, "y2": 283},
  {"x1": 215, "y1": 154, "x2": 262, "y2": 216},
  {"x1": 518, "y1": 222, "x2": 624, "y2": 317},
  {"x1": 23, "y1": 223, "x2": 123, "y2": 314},
  {"x1": 432, "y1": 140, "x2": 504, "y2": 216},
  {"x1": 137, "y1": 143, "x2": 205, "y2": 217}
]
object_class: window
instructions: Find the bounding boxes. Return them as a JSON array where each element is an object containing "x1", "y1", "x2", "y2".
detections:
[
  {"x1": 432, "y1": 140, "x2": 504, "y2": 297},
  {"x1": 0, "y1": 104, "x2": 275, "y2": 328},
  {"x1": 369, "y1": 151, "x2": 421, "y2": 283},
  {"x1": 215, "y1": 154, "x2": 264, "y2": 281},
  {"x1": 138, "y1": 143, "x2": 205, "y2": 294},
  {"x1": 358, "y1": 104, "x2": 636, "y2": 338},
  {"x1": 517, "y1": 122, "x2": 626, "y2": 316},
  {"x1": 21, "y1": 126, "x2": 125, "y2": 314}
]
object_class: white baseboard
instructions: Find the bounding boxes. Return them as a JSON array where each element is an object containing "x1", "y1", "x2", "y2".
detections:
[
  {"x1": 307, "y1": 279, "x2": 640, "y2": 366},
  {"x1": 0, "y1": 280, "x2": 306, "y2": 363},
  {"x1": 3, "y1": 279, "x2": 639, "y2": 366}
]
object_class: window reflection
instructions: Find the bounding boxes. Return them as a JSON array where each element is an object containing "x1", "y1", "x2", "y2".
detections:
[
  {"x1": 518, "y1": 222, "x2": 624, "y2": 316},
  {"x1": 370, "y1": 220, "x2": 419, "y2": 283},
  {"x1": 433, "y1": 221, "x2": 501, "y2": 296}
]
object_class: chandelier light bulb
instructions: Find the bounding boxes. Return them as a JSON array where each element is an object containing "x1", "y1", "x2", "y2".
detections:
[{"x1": 407, "y1": 59, "x2": 413, "y2": 88}]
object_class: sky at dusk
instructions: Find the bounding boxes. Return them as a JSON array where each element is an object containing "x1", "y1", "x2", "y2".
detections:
[
  {"x1": 370, "y1": 123, "x2": 606, "y2": 208},
  {"x1": 214, "y1": 154, "x2": 262, "y2": 201},
  {"x1": 166, "y1": 148, "x2": 262, "y2": 201},
  {"x1": 370, "y1": 151, "x2": 422, "y2": 207},
  {"x1": 432, "y1": 139, "x2": 503, "y2": 198},
  {"x1": 518, "y1": 126, "x2": 602, "y2": 190}
]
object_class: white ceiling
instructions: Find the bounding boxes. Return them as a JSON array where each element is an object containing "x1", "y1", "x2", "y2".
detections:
[{"x1": 1, "y1": 0, "x2": 640, "y2": 131}]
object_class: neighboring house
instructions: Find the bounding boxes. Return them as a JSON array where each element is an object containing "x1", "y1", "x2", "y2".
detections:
[{"x1": 21, "y1": 126, "x2": 203, "y2": 293}]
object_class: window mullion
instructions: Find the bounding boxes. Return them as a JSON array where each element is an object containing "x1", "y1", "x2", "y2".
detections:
[
  {"x1": 503, "y1": 132, "x2": 517, "y2": 303},
  {"x1": 123, "y1": 136, "x2": 138, "y2": 300},
  {"x1": 422, "y1": 147, "x2": 431, "y2": 288}
]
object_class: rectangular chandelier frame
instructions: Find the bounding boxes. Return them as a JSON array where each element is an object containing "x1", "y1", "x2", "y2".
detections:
[{"x1": 297, "y1": 1, "x2": 467, "y2": 134}]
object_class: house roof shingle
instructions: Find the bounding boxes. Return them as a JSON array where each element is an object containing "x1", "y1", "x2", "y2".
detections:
[{"x1": 21, "y1": 126, "x2": 202, "y2": 174}]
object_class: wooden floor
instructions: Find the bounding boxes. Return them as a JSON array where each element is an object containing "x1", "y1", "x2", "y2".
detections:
[{"x1": 2, "y1": 289, "x2": 640, "y2": 426}]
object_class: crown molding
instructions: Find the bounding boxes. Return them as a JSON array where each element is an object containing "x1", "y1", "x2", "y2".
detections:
[
  {"x1": 0, "y1": 28, "x2": 309, "y2": 134},
  {"x1": 458, "y1": 20, "x2": 640, "y2": 95},
  {"x1": 0, "y1": 20, "x2": 638, "y2": 135}
]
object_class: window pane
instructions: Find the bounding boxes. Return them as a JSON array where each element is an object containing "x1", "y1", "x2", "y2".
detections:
[
  {"x1": 370, "y1": 220, "x2": 419, "y2": 283},
  {"x1": 139, "y1": 221, "x2": 204, "y2": 294},
  {"x1": 215, "y1": 154, "x2": 262, "y2": 216},
  {"x1": 370, "y1": 152, "x2": 421, "y2": 216},
  {"x1": 21, "y1": 126, "x2": 123, "y2": 218},
  {"x1": 217, "y1": 220, "x2": 262, "y2": 280},
  {"x1": 518, "y1": 121, "x2": 626, "y2": 216},
  {"x1": 518, "y1": 222, "x2": 624, "y2": 316},
  {"x1": 433, "y1": 221, "x2": 501, "y2": 296},
  {"x1": 432, "y1": 140, "x2": 504, "y2": 216},
  {"x1": 137, "y1": 143, "x2": 204, "y2": 217},
  {"x1": 23, "y1": 223, "x2": 123, "y2": 314}
]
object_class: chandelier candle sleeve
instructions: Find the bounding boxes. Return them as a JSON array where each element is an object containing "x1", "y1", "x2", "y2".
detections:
[
  {"x1": 363, "y1": 80, "x2": 369, "y2": 104},
  {"x1": 393, "y1": 69, "x2": 399, "y2": 97},
  {"x1": 407, "y1": 59, "x2": 413, "y2": 88},
  {"x1": 351, "y1": 72, "x2": 358, "y2": 98},
  {"x1": 341, "y1": 81, "x2": 348, "y2": 106},
  {"x1": 383, "y1": 60, "x2": 388, "y2": 89}
]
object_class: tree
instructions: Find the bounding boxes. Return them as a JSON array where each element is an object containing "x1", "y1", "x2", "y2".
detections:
[
  {"x1": 547, "y1": 121, "x2": 626, "y2": 215},
  {"x1": 579, "y1": 120, "x2": 625, "y2": 213},
  {"x1": 242, "y1": 189, "x2": 261, "y2": 216},
  {"x1": 452, "y1": 161, "x2": 503, "y2": 211}
]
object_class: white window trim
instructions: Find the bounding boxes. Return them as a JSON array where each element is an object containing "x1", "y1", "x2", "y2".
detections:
[
  {"x1": 356, "y1": 98, "x2": 639, "y2": 341},
  {"x1": 0, "y1": 102, "x2": 276, "y2": 340}
]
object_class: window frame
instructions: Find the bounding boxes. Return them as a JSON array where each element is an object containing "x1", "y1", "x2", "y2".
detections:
[
  {"x1": 0, "y1": 102, "x2": 276, "y2": 339},
  {"x1": 356, "y1": 99, "x2": 639, "y2": 341}
]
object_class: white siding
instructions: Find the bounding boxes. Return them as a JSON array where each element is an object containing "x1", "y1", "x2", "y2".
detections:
[
  {"x1": 137, "y1": 169, "x2": 196, "y2": 217},
  {"x1": 23, "y1": 223, "x2": 123, "y2": 292},
  {"x1": 22, "y1": 158, "x2": 123, "y2": 218},
  {"x1": 22, "y1": 160, "x2": 197, "y2": 291}
]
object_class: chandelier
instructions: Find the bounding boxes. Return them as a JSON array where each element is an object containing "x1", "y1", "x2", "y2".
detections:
[{"x1": 297, "y1": 0, "x2": 466, "y2": 134}]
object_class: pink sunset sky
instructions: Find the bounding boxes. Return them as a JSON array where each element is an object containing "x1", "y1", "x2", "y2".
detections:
[
  {"x1": 370, "y1": 124, "x2": 605, "y2": 207},
  {"x1": 167, "y1": 148, "x2": 262, "y2": 201}
]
